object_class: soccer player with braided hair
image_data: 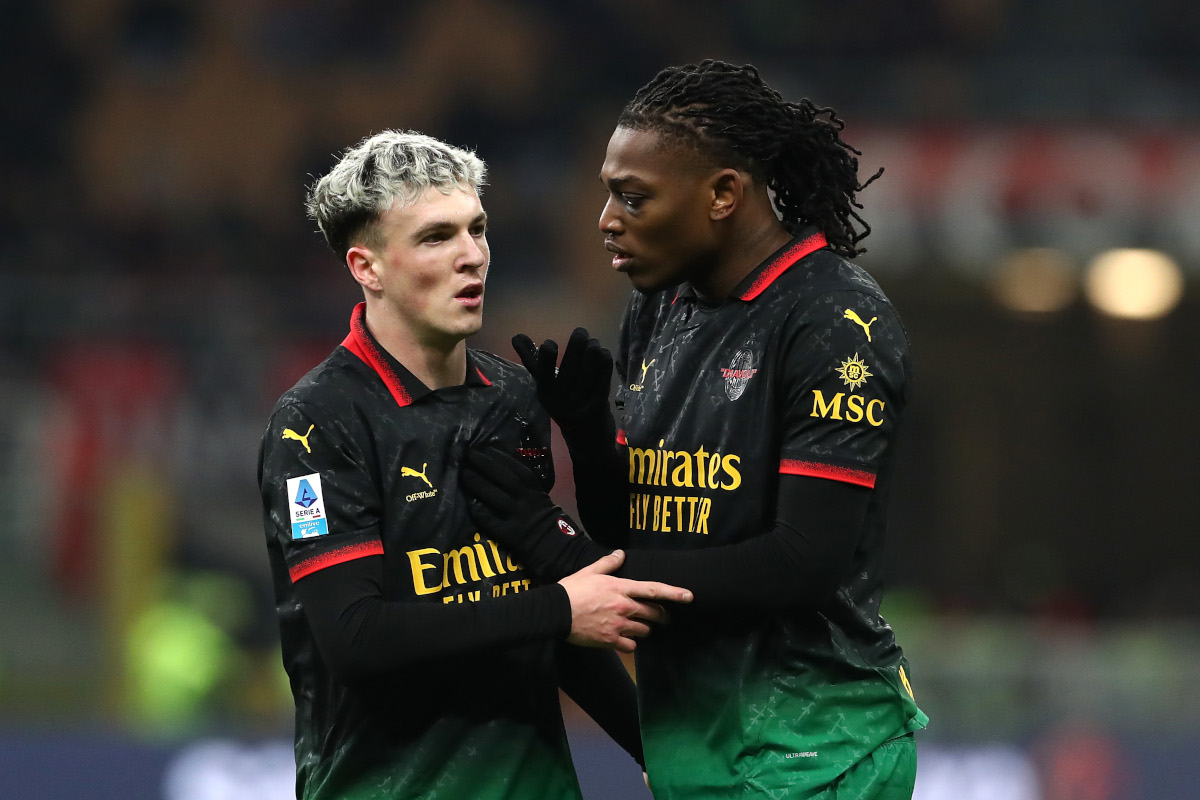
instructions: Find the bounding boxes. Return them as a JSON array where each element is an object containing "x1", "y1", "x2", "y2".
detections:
[{"x1": 461, "y1": 61, "x2": 928, "y2": 798}]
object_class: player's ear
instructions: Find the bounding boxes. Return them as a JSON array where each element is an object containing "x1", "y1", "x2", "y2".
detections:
[
  {"x1": 709, "y1": 169, "x2": 743, "y2": 221},
  {"x1": 346, "y1": 245, "x2": 383, "y2": 292}
]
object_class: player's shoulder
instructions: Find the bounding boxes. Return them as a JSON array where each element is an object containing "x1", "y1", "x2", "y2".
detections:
[
  {"x1": 266, "y1": 345, "x2": 373, "y2": 428},
  {"x1": 778, "y1": 251, "x2": 903, "y2": 329},
  {"x1": 788, "y1": 250, "x2": 893, "y2": 306}
]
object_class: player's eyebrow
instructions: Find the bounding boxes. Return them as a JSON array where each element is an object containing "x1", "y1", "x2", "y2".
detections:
[
  {"x1": 411, "y1": 211, "x2": 488, "y2": 241},
  {"x1": 601, "y1": 174, "x2": 644, "y2": 188}
]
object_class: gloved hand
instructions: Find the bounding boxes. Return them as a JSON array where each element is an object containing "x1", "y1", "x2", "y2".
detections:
[
  {"x1": 512, "y1": 328, "x2": 615, "y2": 436},
  {"x1": 461, "y1": 446, "x2": 608, "y2": 580}
]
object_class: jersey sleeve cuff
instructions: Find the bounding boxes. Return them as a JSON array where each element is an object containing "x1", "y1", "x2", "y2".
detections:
[
  {"x1": 288, "y1": 538, "x2": 384, "y2": 582},
  {"x1": 780, "y1": 458, "x2": 877, "y2": 488}
]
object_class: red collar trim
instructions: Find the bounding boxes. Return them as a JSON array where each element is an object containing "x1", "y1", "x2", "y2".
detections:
[
  {"x1": 737, "y1": 231, "x2": 827, "y2": 301},
  {"x1": 340, "y1": 303, "x2": 414, "y2": 408}
]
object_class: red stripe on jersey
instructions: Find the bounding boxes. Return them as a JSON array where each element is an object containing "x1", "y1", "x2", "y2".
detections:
[
  {"x1": 340, "y1": 302, "x2": 413, "y2": 407},
  {"x1": 289, "y1": 539, "x2": 384, "y2": 582},
  {"x1": 780, "y1": 458, "x2": 876, "y2": 488},
  {"x1": 475, "y1": 366, "x2": 492, "y2": 385},
  {"x1": 616, "y1": 429, "x2": 627, "y2": 445},
  {"x1": 739, "y1": 232, "x2": 828, "y2": 301}
]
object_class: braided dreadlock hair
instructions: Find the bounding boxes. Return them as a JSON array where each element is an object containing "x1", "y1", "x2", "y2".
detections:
[{"x1": 617, "y1": 60, "x2": 881, "y2": 259}]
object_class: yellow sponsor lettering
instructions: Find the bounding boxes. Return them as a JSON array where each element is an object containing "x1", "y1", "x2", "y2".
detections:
[
  {"x1": 629, "y1": 493, "x2": 712, "y2": 535},
  {"x1": 811, "y1": 390, "x2": 843, "y2": 420},
  {"x1": 442, "y1": 590, "x2": 482, "y2": 604},
  {"x1": 630, "y1": 447, "x2": 656, "y2": 485},
  {"x1": 408, "y1": 548, "x2": 443, "y2": 596},
  {"x1": 845, "y1": 394, "x2": 865, "y2": 422},
  {"x1": 720, "y1": 454, "x2": 741, "y2": 490},
  {"x1": 671, "y1": 452, "x2": 694, "y2": 487},
  {"x1": 444, "y1": 545, "x2": 481, "y2": 585},
  {"x1": 694, "y1": 446, "x2": 709, "y2": 489},
  {"x1": 811, "y1": 391, "x2": 885, "y2": 428},
  {"x1": 486, "y1": 538, "x2": 508, "y2": 575},
  {"x1": 706, "y1": 453, "x2": 721, "y2": 489},
  {"x1": 492, "y1": 578, "x2": 532, "y2": 597},
  {"x1": 867, "y1": 399, "x2": 885, "y2": 427},
  {"x1": 408, "y1": 535, "x2": 517, "y2": 598}
]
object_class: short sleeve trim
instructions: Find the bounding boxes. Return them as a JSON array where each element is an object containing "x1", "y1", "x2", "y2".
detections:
[
  {"x1": 289, "y1": 539, "x2": 384, "y2": 582},
  {"x1": 780, "y1": 458, "x2": 877, "y2": 488}
]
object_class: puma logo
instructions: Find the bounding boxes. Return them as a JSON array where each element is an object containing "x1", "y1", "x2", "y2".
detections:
[
  {"x1": 282, "y1": 425, "x2": 315, "y2": 453},
  {"x1": 401, "y1": 463, "x2": 432, "y2": 488},
  {"x1": 843, "y1": 309, "x2": 877, "y2": 342}
]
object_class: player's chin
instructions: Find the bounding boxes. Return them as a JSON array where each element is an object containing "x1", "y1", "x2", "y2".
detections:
[{"x1": 628, "y1": 271, "x2": 682, "y2": 295}]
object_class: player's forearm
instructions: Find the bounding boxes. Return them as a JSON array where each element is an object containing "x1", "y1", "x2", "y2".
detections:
[
  {"x1": 295, "y1": 558, "x2": 571, "y2": 684},
  {"x1": 617, "y1": 475, "x2": 870, "y2": 612}
]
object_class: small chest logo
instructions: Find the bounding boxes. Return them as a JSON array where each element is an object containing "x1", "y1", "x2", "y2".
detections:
[
  {"x1": 629, "y1": 358, "x2": 656, "y2": 392},
  {"x1": 401, "y1": 462, "x2": 433, "y2": 488},
  {"x1": 720, "y1": 350, "x2": 758, "y2": 400},
  {"x1": 402, "y1": 462, "x2": 438, "y2": 502}
]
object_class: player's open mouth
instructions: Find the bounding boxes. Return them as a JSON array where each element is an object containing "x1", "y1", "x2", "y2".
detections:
[
  {"x1": 605, "y1": 241, "x2": 633, "y2": 272},
  {"x1": 456, "y1": 283, "x2": 484, "y2": 307}
]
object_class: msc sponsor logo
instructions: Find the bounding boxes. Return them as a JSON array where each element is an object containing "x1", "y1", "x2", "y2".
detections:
[
  {"x1": 720, "y1": 349, "x2": 758, "y2": 400},
  {"x1": 810, "y1": 390, "x2": 885, "y2": 427},
  {"x1": 629, "y1": 358, "x2": 656, "y2": 392},
  {"x1": 407, "y1": 533, "x2": 531, "y2": 602},
  {"x1": 836, "y1": 354, "x2": 872, "y2": 389}
]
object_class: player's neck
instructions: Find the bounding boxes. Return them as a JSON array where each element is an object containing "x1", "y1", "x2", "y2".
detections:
[
  {"x1": 693, "y1": 221, "x2": 792, "y2": 301},
  {"x1": 362, "y1": 307, "x2": 467, "y2": 389}
]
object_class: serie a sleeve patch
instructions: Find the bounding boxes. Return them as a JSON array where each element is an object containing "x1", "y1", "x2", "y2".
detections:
[{"x1": 286, "y1": 473, "x2": 329, "y2": 539}]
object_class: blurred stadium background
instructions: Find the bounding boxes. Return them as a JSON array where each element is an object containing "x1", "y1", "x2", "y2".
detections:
[{"x1": 2, "y1": 1, "x2": 1198, "y2": 797}]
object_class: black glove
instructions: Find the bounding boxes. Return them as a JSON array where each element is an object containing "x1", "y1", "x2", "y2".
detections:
[
  {"x1": 460, "y1": 446, "x2": 609, "y2": 580},
  {"x1": 512, "y1": 328, "x2": 615, "y2": 437}
]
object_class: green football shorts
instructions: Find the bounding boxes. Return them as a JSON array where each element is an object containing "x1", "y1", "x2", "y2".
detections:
[{"x1": 815, "y1": 733, "x2": 918, "y2": 800}]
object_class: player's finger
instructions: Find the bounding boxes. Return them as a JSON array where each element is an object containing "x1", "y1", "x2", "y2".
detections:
[
  {"x1": 619, "y1": 618, "x2": 653, "y2": 639},
  {"x1": 536, "y1": 339, "x2": 560, "y2": 383},
  {"x1": 579, "y1": 549, "x2": 624, "y2": 575},
  {"x1": 512, "y1": 334, "x2": 540, "y2": 376},
  {"x1": 557, "y1": 328, "x2": 590, "y2": 386},
  {"x1": 623, "y1": 580, "x2": 693, "y2": 604},
  {"x1": 583, "y1": 338, "x2": 614, "y2": 390},
  {"x1": 624, "y1": 600, "x2": 668, "y2": 625}
]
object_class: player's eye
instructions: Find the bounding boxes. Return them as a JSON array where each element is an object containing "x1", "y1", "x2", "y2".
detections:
[{"x1": 620, "y1": 193, "x2": 644, "y2": 211}]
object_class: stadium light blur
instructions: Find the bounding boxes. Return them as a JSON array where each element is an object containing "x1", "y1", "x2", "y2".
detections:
[
  {"x1": 990, "y1": 247, "x2": 1078, "y2": 313},
  {"x1": 1084, "y1": 248, "x2": 1184, "y2": 320}
]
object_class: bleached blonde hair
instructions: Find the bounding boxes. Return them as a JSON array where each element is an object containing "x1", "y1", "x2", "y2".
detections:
[{"x1": 305, "y1": 129, "x2": 487, "y2": 256}]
